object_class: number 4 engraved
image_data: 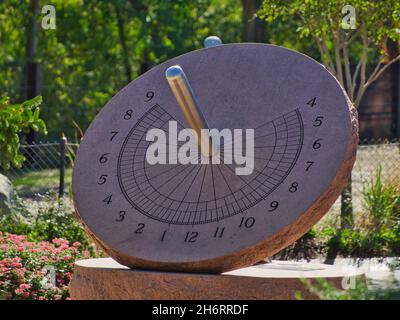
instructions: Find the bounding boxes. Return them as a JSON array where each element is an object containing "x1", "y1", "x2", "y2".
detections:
[{"x1": 307, "y1": 97, "x2": 317, "y2": 107}]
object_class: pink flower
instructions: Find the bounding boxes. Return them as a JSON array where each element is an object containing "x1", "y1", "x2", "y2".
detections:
[
  {"x1": 19, "y1": 283, "x2": 31, "y2": 290},
  {"x1": 38, "y1": 296, "x2": 45, "y2": 300},
  {"x1": 11, "y1": 262, "x2": 22, "y2": 268},
  {"x1": 14, "y1": 288, "x2": 23, "y2": 295},
  {"x1": 23, "y1": 292, "x2": 30, "y2": 298},
  {"x1": 62, "y1": 255, "x2": 71, "y2": 261},
  {"x1": 15, "y1": 267, "x2": 27, "y2": 276},
  {"x1": 53, "y1": 248, "x2": 62, "y2": 254},
  {"x1": 8, "y1": 234, "x2": 26, "y2": 244},
  {"x1": 52, "y1": 238, "x2": 69, "y2": 247},
  {"x1": 54, "y1": 295, "x2": 62, "y2": 300},
  {"x1": 65, "y1": 272, "x2": 73, "y2": 280},
  {"x1": 60, "y1": 244, "x2": 69, "y2": 251},
  {"x1": 72, "y1": 242, "x2": 81, "y2": 248}
]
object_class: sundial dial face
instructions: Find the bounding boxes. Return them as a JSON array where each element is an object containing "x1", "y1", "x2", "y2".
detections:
[{"x1": 72, "y1": 44, "x2": 358, "y2": 272}]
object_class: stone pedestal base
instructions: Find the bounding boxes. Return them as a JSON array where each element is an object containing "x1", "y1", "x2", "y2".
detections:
[{"x1": 69, "y1": 258, "x2": 364, "y2": 300}]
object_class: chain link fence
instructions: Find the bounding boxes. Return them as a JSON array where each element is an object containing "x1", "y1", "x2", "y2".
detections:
[
  {"x1": 350, "y1": 139, "x2": 400, "y2": 213},
  {"x1": 355, "y1": 139, "x2": 400, "y2": 185},
  {"x1": 0, "y1": 140, "x2": 79, "y2": 198},
  {"x1": 327, "y1": 139, "x2": 400, "y2": 215},
  {"x1": 1, "y1": 139, "x2": 399, "y2": 202}
]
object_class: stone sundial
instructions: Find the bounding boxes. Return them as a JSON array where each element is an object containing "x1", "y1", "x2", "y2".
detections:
[{"x1": 72, "y1": 39, "x2": 358, "y2": 273}]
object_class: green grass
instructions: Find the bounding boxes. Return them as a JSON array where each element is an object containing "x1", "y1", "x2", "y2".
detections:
[{"x1": 9, "y1": 168, "x2": 72, "y2": 197}]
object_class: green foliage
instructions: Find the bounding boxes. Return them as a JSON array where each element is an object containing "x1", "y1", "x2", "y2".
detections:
[
  {"x1": 0, "y1": 232, "x2": 96, "y2": 300},
  {"x1": 322, "y1": 167, "x2": 400, "y2": 257},
  {"x1": 11, "y1": 168, "x2": 73, "y2": 198},
  {"x1": 0, "y1": 1, "x2": 28, "y2": 99},
  {"x1": 0, "y1": 199, "x2": 94, "y2": 251},
  {"x1": 362, "y1": 165, "x2": 400, "y2": 231},
  {"x1": 297, "y1": 278, "x2": 371, "y2": 300},
  {"x1": 274, "y1": 228, "x2": 322, "y2": 260},
  {"x1": 0, "y1": 0, "x2": 242, "y2": 140},
  {"x1": 258, "y1": 0, "x2": 400, "y2": 107},
  {"x1": 258, "y1": 0, "x2": 400, "y2": 45},
  {"x1": 0, "y1": 96, "x2": 47, "y2": 169},
  {"x1": 296, "y1": 277, "x2": 400, "y2": 300}
]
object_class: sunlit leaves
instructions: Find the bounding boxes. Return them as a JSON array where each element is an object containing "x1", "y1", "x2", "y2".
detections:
[
  {"x1": 0, "y1": 96, "x2": 47, "y2": 169},
  {"x1": 1, "y1": 0, "x2": 243, "y2": 140}
]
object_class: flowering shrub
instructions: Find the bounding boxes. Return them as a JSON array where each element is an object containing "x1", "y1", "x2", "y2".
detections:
[
  {"x1": 0, "y1": 198, "x2": 92, "y2": 249},
  {"x1": 0, "y1": 232, "x2": 93, "y2": 300}
]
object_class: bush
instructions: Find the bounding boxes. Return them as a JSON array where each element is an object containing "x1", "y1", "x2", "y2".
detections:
[
  {"x1": 362, "y1": 166, "x2": 400, "y2": 232},
  {"x1": 0, "y1": 197, "x2": 104, "y2": 300},
  {"x1": 273, "y1": 228, "x2": 324, "y2": 260},
  {"x1": 0, "y1": 232, "x2": 92, "y2": 300},
  {"x1": 0, "y1": 198, "x2": 94, "y2": 252},
  {"x1": 296, "y1": 277, "x2": 400, "y2": 300},
  {"x1": 0, "y1": 96, "x2": 47, "y2": 169},
  {"x1": 323, "y1": 166, "x2": 400, "y2": 257}
]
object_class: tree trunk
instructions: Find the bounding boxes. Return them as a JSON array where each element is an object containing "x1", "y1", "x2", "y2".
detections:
[
  {"x1": 24, "y1": 0, "x2": 40, "y2": 166},
  {"x1": 324, "y1": 176, "x2": 353, "y2": 263},
  {"x1": 340, "y1": 176, "x2": 353, "y2": 229},
  {"x1": 114, "y1": 2, "x2": 132, "y2": 83},
  {"x1": 25, "y1": 0, "x2": 40, "y2": 101},
  {"x1": 241, "y1": 0, "x2": 266, "y2": 42},
  {"x1": 127, "y1": 0, "x2": 151, "y2": 75},
  {"x1": 384, "y1": 39, "x2": 400, "y2": 139}
]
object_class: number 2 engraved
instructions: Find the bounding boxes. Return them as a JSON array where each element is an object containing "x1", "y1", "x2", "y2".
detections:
[{"x1": 135, "y1": 223, "x2": 145, "y2": 234}]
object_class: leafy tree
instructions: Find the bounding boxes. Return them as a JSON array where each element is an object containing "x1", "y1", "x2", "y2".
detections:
[
  {"x1": 258, "y1": 0, "x2": 400, "y2": 108},
  {"x1": 1, "y1": 0, "x2": 243, "y2": 140},
  {"x1": 0, "y1": 96, "x2": 47, "y2": 169},
  {"x1": 258, "y1": 0, "x2": 400, "y2": 231},
  {"x1": 0, "y1": 0, "x2": 29, "y2": 100}
]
